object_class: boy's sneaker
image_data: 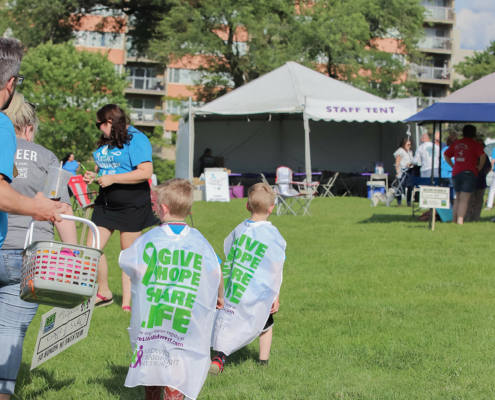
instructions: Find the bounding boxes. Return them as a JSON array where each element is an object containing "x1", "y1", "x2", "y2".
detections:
[{"x1": 209, "y1": 354, "x2": 225, "y2": 375}]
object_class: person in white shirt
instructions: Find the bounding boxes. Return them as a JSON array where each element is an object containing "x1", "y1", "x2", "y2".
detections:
[
  {"x1": 412, "y1": 133, "x2": 440, "y2": 178},
  {"x1": 393, "y1": 137, "x2": 414, "y2": 206}
]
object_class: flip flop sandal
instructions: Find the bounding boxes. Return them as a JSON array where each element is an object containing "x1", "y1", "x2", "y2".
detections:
[{"x1": 95, "y1": 293, "x2": 113, "y2": 307}]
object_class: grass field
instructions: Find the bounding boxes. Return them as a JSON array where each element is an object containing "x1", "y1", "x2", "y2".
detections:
[{"x1": 13, "y1": 197, "x2": 495, "y2": 399}]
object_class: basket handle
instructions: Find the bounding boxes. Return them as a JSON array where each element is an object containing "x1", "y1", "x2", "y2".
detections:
[{"x1": 24, "y1": 214, "x2": 101, "y2": 250}]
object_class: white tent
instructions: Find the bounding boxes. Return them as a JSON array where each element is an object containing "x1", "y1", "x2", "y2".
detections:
[{"x1": 176, "y1": 62, "x2": 417, "y2": 182}]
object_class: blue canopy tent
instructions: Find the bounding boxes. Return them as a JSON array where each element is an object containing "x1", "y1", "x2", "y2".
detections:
[{"x1": 405, "y1": 72, "x2": 495, "y2": 224}]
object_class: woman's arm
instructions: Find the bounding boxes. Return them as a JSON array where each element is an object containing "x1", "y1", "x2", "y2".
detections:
[
  {"x1": 97, "y1": 162, "x2": 153, "y2": 188},
  {"x1": 444, "y1": 153, "x2": 454, "y2": 168},
  {"x1": 54, "y1": 203, "x2": 78, "y2": 244},
  {"x1": 395, "y1": 155, "x2": 402, "y2": 176}
]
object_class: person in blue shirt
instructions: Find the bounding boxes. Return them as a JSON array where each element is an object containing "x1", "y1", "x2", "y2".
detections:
[
  {"x1": 0, "y1": 37, "x2": 62, "y2": 400},
  {"x1": 61, "y1": 153, "x2": 80, "y2": 176},
  {"x1": 83, "y1": 104, "x2": 155, "y2": 312}
]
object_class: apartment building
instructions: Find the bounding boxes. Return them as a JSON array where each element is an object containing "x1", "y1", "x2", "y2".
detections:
[
  {"x1": 413, "y1": 0, "x2": 456, "y2": 109},
  {"x1": 74, "y1": 2, "x2": 461, "y2": 159},
  {"x1": 74, "y1": 7, "x2": 176, "y2": 160}
]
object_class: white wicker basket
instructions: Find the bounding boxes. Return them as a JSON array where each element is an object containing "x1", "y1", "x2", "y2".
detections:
[{"x1": 20, "y1": 215, "x2": 103, "y2": 309}]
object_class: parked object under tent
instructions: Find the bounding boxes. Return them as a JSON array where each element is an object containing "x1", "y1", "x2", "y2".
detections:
[{"x1": 176, "y1": 62, "x2": 418, "y2": 185}]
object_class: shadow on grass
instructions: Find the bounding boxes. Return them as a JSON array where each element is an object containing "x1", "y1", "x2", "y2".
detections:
[
  {"x1": 358, "y1": 214, "x2": 416, "y2": 224},
  {"x1": 87, "y1": 361, "x2": 142, "y2": 400},
  {"x1": 14, "y1": 363, "x2": 76, "y2": 400}
]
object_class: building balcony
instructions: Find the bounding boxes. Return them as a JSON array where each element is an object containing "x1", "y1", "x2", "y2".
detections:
[
  {"x1": 129, "y1": 109, "x2": 165, "y2": 126},
  {"x1": 424, "y1": 6, "x2": 454, "y2": 22},
  {"x1": 125, "y1": 77, "x2": 165, "y2": 95},
  {"x1": 418, "y1": 37, "x2": 452, "y2": 53},
  {"x1": 417, "y1": 97, "x2": 442, "y2": 109},
  {"x1": 410, "y1": 66, "x2": 451, "y2": 83}
]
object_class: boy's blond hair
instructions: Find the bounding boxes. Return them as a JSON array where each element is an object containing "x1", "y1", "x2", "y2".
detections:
[
  {"x1": 248, "y1": 183, "x2": 276, "y2": 214},
  {"x1": 152, "y1": 178, "x2": 194, "y2": 218}
]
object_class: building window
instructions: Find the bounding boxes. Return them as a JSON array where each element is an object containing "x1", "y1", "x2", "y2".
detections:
[
  {"x1": 126, "y1": 67, "x2": 164, "y2": 90},
  {"x1": 424, "y1": 27, "x2": 448, "y2": 38},
  {"x1": 168, "y1": 68, "x2": 203, "y2": 85},
  {"x1": 75, "y1": 31, "x2": 124, "y2": 49},
  {"x1": 86, "y1": 5, "x2": 124, "y2": 17},
  {"x1": 166, "y1": 100, "x2": 203, "y2": 115},
  {"x1": 128, "y1": 98, "x2": 163, "y2": 123}
]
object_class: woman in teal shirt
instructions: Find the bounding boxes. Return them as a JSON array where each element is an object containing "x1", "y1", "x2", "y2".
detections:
[{"x1": 83, "y1": 104, "x2": 155, "y2": 312}]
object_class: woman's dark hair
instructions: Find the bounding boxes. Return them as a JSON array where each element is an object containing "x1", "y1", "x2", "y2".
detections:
[
  {"x1": 61, "y1": 153, "x2": 73, "y2": 166},
  {"x1": 400, "y1": 137, "x2": 411, "y2": 149},
  {"x1": 96, "y1": 104, "x2": 132, "y2": 149},
  {"x1": 462, "y1": 124, "x2": 477, "y2": 138}
]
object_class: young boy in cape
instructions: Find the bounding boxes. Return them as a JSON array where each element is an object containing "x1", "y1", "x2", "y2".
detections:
[
  {"x1": 119, "y1": 179, "x2": 224, "y2": 400},
  {"x1": 210, "y1": 183, "x2": 286, "y2": 374}
]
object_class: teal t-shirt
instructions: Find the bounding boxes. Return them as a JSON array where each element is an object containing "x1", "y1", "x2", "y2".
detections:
[
  {"x1": 0, "y1": 113, "x2": 17, "y2": 248},
  {"x1": 93, "y1": 126, "x2": 152, "y2": 176}
]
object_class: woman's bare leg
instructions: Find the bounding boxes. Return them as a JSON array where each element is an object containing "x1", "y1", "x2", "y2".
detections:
[
  {"x1": 453, "y1": 192, "x2": 460, "y2": 223},
  {"x1": 120, "y1": 231, "x2": 142, "y2": 309},
  {"x1": 87, "y1": 226, "x2": 114, "y2": 303},
  {"x1": 457, "y1": 192, "x2": 472, "y2": 225}
]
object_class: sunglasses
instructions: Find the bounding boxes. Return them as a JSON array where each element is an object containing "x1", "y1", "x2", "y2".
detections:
[
  {"x1": 95, "y1": 121, "x2": 103, "y2": 129},
  {"x1": 14, "y1": 75, "x2": 24, "y2": 85},
  {"x1": 26, "y1": 102, "x2": 37, "y2": 111}
]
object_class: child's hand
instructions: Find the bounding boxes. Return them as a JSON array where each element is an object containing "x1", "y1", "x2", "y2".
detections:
[
  {"x1": 270, "y1": 299, "x2": 280, "y2": 314},
  {"x1": 216, "y1": 297, "x2": 225, "y2": 310}
]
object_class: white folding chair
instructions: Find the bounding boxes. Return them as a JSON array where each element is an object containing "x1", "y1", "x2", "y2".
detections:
[
  {"x1": 275, "y1": 167, "x2": 318, "y2": 216},
  {"x1": 260, "y1": 173, "x2": 277, "y2": 192},
  {"x1": 367, "y1": 173, "x2": 388, "y2": 196},
  {"x1": 320, "y1": 172, "x2": 339, "y2": 198}
]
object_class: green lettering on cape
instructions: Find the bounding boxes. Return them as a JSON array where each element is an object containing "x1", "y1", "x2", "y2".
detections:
[{"x1": 142, "y1": 242, "x2": 158, "y2": 286}]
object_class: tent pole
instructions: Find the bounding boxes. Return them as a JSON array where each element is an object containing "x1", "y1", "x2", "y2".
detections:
[
  {"x1": 415, "y1": 124, "x2": 420, "y2": 151},
  {"x1": 188, "y1": 97, "x2": 195, "y2": 182},
  {"x1": 438, "y1": 123, "x2": 442, "y2": 184},
  {"x1": 429, "y1": 122, "x2": 437, "y2": 229},
  {"x1": 431, "y1": 122, "x2": 436, "y2": 187},
  {"x1": 303, "y1": 96, "x2": 312, "y2": 185}
]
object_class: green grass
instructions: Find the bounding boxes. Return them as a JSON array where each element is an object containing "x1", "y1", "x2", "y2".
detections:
[{"x1": 13, "y1": 197, "x2": 495, "y2": 399}]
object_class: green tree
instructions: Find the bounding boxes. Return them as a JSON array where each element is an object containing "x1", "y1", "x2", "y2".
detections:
[
  {"x1": 148, "y1": 0, "x2": 302, "y2": 100},
  {"x1": 0, "y1": 1, "x2": 167, "y2": 50},
  {"x1": 451, "y1": 42, "x2": 495, "y2": 138},
  {"x1": 453, "y1": 41, "x2": 495, "y2": 91},
  {"x1": 297, "y1": 0, "x2": 425, "y2": 98},
  {"x1": 152, "y1": 156, "x2": 175, "y2": 184},
  {"x1": 18, "y1": 42, "x2": 128, "y2": 161}
]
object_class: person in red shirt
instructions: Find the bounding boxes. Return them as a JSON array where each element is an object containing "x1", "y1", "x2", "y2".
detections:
[{"x1": 444, "y1": 125, "x2": 486, "y2": 225}]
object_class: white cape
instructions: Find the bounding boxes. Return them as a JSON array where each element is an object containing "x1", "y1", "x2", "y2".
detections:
[
  {"x1": 119, "y1": 225, "x2": 220, "y2": 400},
  {"x1": 212, "y1": 220, "x2": 286, "y2": 355}
]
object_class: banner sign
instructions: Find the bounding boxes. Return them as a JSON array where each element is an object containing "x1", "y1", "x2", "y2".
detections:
[
  {"x1": 205, "y1": 168, "x2": 230, "y2": 202},
  {"x1": 419, "y1": 186, "x2": 450, "y2": 209},
  {"x1": 30, "y1": 287, "x2": 97, "y2": 370},
  {"x1": 305, "y1": 98, "x2": 416, "y2": 123}
]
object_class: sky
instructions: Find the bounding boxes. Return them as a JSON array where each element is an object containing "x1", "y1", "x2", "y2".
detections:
[{"x1": 456, "y1": 0, "x2": 495, "y2": 50}]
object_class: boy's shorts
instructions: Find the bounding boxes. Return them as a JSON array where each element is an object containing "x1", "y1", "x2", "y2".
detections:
[{"x1": 262, "y1": 314, "x2": 274, "y2": 333}]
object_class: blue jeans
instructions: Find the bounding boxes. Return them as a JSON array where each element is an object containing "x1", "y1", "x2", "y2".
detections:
[{"x1": 0, "y1": 249, "x2": 38, "y2": 395}]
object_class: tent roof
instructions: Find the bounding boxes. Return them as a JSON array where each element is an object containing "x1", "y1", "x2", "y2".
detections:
[
  {"x1": 194, "y1": 61, "x2": 399, "y2": 117},
  {"x1": 406, "y1": 72, "x2": 495, "y2": 123}
]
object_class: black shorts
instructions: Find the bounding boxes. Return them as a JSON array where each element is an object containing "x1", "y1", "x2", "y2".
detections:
[
  {"x1": 262, "y1": 314, "x2": 274, "y2": 332},
  {"x1": 452, "y1": 170, "x2": 477, "y2": 193},
  {"x1": 91, "y1": 182, "x2": 157, "y2": 232}
]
